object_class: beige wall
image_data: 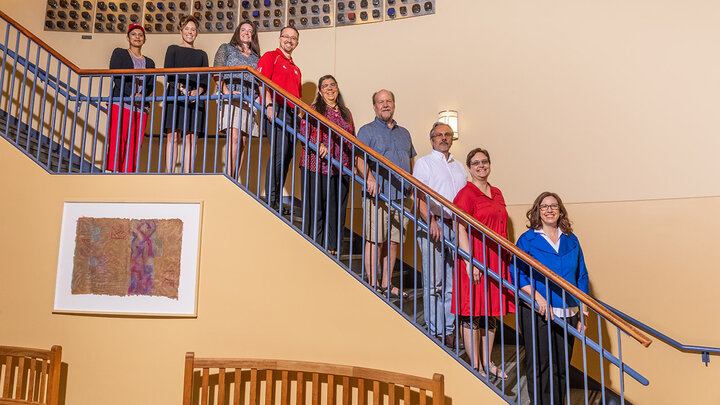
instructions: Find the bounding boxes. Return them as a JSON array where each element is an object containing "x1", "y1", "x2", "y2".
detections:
[
  {"x1": 0, "y1": 140, "x2": 505, "y2": 405},
  {"x1": 3, "y1": 1, "x2": 720, "y2": 403},
  {"x1": 4, "y1": 0, "x2": 720, "y2": 203}
]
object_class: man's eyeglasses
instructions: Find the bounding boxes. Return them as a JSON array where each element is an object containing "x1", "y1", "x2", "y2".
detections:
[{"x1": 280, "y1": 34, "x2": 298, "y2": 42}]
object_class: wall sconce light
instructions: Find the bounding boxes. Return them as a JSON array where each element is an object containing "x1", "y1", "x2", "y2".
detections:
[{"x1": 437, "y1": 109, "x2": 459, "y2": 140}]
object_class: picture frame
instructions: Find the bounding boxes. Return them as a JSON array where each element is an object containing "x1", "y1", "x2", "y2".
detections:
[{"x1": 53, "y1": 202, "x2": 203, "y2": 317}]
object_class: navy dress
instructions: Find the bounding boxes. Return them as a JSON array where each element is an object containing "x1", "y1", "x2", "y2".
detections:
[{"x1": 162, "y1": 45, "x2": 209, "y2": 135}]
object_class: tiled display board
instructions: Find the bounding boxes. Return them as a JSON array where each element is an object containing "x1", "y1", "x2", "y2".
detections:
[
  {"x1": 189, "y1": 0, "x2": 238, "y2": 33},
  {"x1": 385, "y1": 0, "x2": 433, "y2": 21},
  {"x1": 142, "y1": 1, "x2": 188, "y2": 34},
  {"x1": 335, "y1": 0, "x2": 382, "y2": 26},
  {"x1": 287, "y1": 0, "x2": 333, "y2": 30},
  {"x1": 93, "y1": 1, "x2": 143, "y2": 33},
  {"x1": 239, "y1": 0, "x2": 285, "y2": 32},
  {"x1": 43, "y1": 0, "x2": 434, "y2": 33},
  {"x1": 45, "y1": 0, "x2": 94, "y2": 32}
]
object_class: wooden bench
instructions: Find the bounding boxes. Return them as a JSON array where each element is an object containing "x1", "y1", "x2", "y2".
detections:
[
  {"x1": 0, "y1": 345, "x2": 62, "y2": 405},
  {"x1": 183, "y1": 352, "x2": 444, "y2": 405}
]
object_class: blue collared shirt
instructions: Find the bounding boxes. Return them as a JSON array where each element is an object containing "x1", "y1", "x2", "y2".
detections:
[{"x1": 357, "y1": 117, "x2": 416, "y2": 200}]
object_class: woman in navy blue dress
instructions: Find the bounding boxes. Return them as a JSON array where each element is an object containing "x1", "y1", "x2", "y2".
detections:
[{"x1": 163, "y1": 15, "x2": 209, "y2": 173}]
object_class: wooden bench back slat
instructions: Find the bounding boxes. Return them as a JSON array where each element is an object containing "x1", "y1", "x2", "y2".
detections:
[
  {"x1": 27, "y1": 359, "x2": 36, "y2": 402},
  {"x1": 218, "y1": 368, "x2": 226, "y2": 405},
  {"x1": 326, "y1": 374, "x2": 334, "y2": 405},
  {"x1": 249, "y1": 369, "x2": 258, "y2": 404},
  {"x1": 2, "y1": 357, "x2": 12, "y2": 398},
  {"x1": 341, "y1": 376, "x2": 349, "y2": 405},
  {"x1": 264, "y1": 370, "x2": 272, "y2": 405},
  {"x1": 372, "y1": 380, "x2": 380, "y2": 405},
  {"x1": 0, "y1": 346, "x2": 61, "y2": 405},
  {"x1": 182, "y1": 353, "x2": 444, "y2": 405},
  {"x1": 201, "y1": 368, "x2": 209, "y2": 405},
  {"x1": 357, "y1": 379, "x2": 364, "y2": 405},
  {"x1": 311, "y1": 373, "x2": 319, "y2": 405},
  {"x1": 280, "y1": 370, "x2": 288, "y2": 405},
  {"x1": 234, "y1": 368, "x2": 242, "y2": 405},
  {"x1": 39, "y1": 360, "x2": 47, "y2": 404},
  {"x1": 14, "y1": 357, "x2": 25, "y2": 400},
  {"x1": 296, "y1": 372, "x2": 304, "y2": 405}
]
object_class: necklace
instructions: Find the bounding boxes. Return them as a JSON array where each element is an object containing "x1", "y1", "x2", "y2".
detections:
[{"x1": 128, "y1": 48, "x2": 142, "y2": 59}]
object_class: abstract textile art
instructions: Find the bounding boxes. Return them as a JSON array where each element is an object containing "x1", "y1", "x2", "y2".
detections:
[{"x1": 71, "y1": 217, "x2": 183, "y2": 299}]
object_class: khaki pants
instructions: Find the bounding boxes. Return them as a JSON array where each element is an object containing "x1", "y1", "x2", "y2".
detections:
[{"x1": 364, "y1": 198, "x2": 413, "y2": 243}]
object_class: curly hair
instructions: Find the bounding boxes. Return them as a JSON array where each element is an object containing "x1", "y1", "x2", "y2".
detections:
[{"x1": 526, "y1": 191, "x2": 573, "y2": 234}]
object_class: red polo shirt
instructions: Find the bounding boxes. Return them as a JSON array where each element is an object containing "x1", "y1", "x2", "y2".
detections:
[{"x1": 257, "y1": 48, "x2": 302, "y2": 108}]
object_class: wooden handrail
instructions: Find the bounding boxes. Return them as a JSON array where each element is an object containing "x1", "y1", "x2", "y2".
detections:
[{"x1": 0, "y1": 9, "x2": 651, "y2": 347}]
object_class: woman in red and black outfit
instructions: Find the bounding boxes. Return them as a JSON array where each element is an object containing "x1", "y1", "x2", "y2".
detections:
[
  {"x1": 299, "y1": 75, "x2": 355, "y2": 255},
  {"x1": 106, "y1": 24, "x2": 155, "y2": 172},
  {"x1": 453, "y1": 147, "x2": 515, "y2": 378}
]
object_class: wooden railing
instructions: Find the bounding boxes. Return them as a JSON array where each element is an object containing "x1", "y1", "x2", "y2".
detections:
[{"x1": 183, "y1": 352, "x2": 444, "y2": 405}]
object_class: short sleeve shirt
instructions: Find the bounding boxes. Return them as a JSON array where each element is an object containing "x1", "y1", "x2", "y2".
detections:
[
  {"x1": 357, "y1": 117, "x2": 416, "y2": 200},
  {"x1": 256, "y1": 48, "x2": 302, "y2": 107}
]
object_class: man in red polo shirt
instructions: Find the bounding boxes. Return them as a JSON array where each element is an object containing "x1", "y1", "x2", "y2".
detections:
[{"x1": 257, "y1": 26, "x2": 302, "y2": 214}]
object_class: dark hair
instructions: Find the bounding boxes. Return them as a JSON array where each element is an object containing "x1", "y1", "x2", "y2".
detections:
[
  {"x1": 371, "y1": 89, "x2": 395, "y2": 104},
  {"x1": 280, "y1": 25, "x2": 299, "y2": 38},
  {"x1": 526, "y1": 191, "x2": 573, "y2": 234},
  {"x1": 314, "y1": 75, "x2": 351, "y2": 122},
  {"x1": 229, "y1": 21, "x2": 260, "y2": 56},
  {"x1": 465, "y1": 147, "x2": 491, "y2": 168},
  {"x1": 178, "y1": 15, "x2": 200, "y2": 32}
]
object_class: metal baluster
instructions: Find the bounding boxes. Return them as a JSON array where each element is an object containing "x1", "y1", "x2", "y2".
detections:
[
  {"x1": 26, "y1": 42, "x2": 41, "y2": 164},
  {"x1": 36, "y1": 48, "x2": 52, "y2": 164},
  {"x1": 562, "y1": 289, "x2": 570, "y2": 405},
  {"x1": 597, "y1": 314, "x2": 605, "y2": 405},
  {"x1": 3, "y1": 29, "x2": 19, "y2": 142},
  {"x1": 79, "y1": 75, "x2": 91, "y2": 173},
  {"x1": 618, "y1": 328, "x2": 625, "y2": 404},
  {"x1": 16, "y1": 35, "x2": 30, "y2": 153},
  {"x1": 146, "y1": 75, "x2": 157, "y2": 173},
  {"x1": 47, "y1": 57, "x2": 62, "y2": 171},
  {"x1": 91, "y1": 75, "x2": 103, "y2": 172},
  {"x1": 65, "y1": 70, "x2": 79, "y2": 173},
  {"x1": 512, "y1": 255, "x2": 521, "y2": 404},
  {"x1": 0, "y1": 24, "x2": 10, "y2": 119},
  {"x1": 546, "y1": 277, "x2": 554, "y2": 405}
]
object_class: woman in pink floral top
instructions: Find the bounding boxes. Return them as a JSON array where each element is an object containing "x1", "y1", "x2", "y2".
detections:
[{"x1": 299, "y1": 75, "x2": 355, "y2": 255}]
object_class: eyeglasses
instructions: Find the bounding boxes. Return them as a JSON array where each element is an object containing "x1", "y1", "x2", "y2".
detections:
[
  {"x1": 431, "y1": 132, "x2": 453, "y2": 139},
  {"x1": 539, "y1": 204, "x2": 559, "y2": 211},
  {"x1": 280, "y1": 34, "x2": 298, "y2": 42},
  {"x1": 470, "y1": 159, "x2": 489, "y2": 167},
  {"x1": 320, "y1": 82, "x2": 337, "y2": 90}
]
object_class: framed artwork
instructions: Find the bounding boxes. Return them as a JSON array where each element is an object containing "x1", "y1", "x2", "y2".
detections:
[{"x1": 54, "y1": 202, "x2": 202, "y2": 316}]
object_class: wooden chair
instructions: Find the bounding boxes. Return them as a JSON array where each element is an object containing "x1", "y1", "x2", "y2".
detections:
[
  {"x1": 0, "y1": 345, "x2": 62, "y2": 405},
  {"x1": 183, "y1": 352, "x2": 444, "y2": 405}
]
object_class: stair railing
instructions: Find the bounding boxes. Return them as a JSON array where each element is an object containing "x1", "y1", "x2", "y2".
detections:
[{"x1": 0, "y1": 10, "x2": 653, "y2": 405}]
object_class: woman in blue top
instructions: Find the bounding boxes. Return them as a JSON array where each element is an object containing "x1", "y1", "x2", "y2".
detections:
[{"x1": 514, "y1": 191, "x2": 589, "y2": 405}]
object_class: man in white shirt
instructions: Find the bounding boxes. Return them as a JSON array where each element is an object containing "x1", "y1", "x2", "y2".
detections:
[{"x1": 413, "y1": 122, "x2": 467, "y2": 347}]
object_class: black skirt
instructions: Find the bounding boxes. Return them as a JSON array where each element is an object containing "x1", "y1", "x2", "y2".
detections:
[{"x1": 162, "y1": 84, "x2": 206, "y2": 135}]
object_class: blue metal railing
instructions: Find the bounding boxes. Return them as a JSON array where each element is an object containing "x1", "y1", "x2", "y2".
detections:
[
  {"x1": 601, "y1": 301, "x2": 720, "y2": 366},
  {"x1": 0, "y1": 10, "x2": 654, "y2": 405}
]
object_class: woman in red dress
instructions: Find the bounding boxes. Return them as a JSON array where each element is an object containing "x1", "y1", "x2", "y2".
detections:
[{"x1": 453, "y1": 147, "x2": 515, "y2": 378}]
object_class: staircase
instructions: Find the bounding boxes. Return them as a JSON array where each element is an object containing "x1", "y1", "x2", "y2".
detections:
[
  {"x1": 0, "y1": 9, "x2": 650, "y2": 404},
  {"x1": 0, "y1": 110, "x2": 96, "y2": 173}
]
